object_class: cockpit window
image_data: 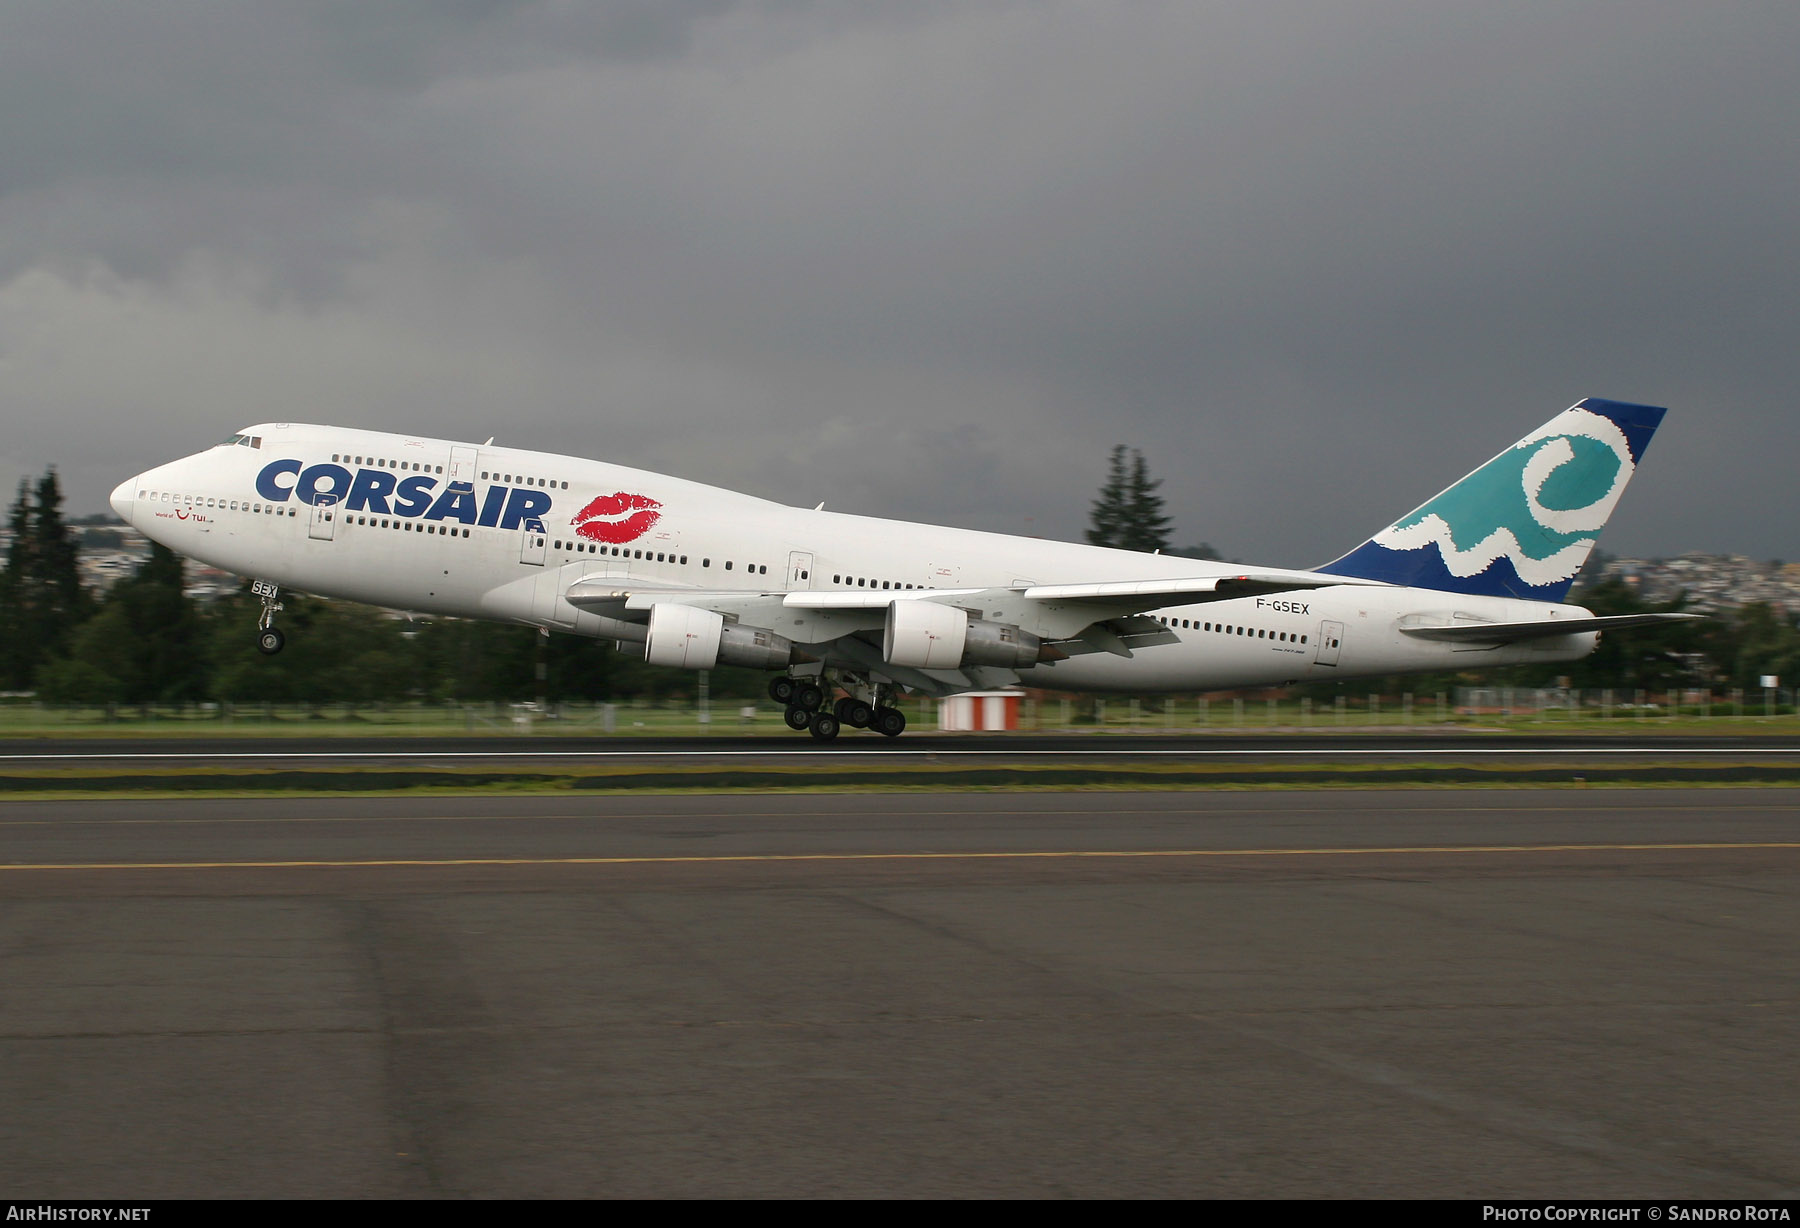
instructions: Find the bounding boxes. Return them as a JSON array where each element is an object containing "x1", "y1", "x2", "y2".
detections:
[
  {"x1": 217, "y1": 433, "x2": 264, "y2": 449},
  {"x1": 217, "y1": 433, "x2": 245, "y2": 447}
]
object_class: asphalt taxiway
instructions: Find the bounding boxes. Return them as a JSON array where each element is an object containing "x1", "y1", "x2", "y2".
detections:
[{"x1": 3, "y1": 788, "x2": 1797, "y2": 1197}]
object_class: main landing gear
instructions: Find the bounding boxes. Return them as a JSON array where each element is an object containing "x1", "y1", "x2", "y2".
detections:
[
  {"x1": 767, "y1": 675, "x2": 908, "y2": 741},
  {"x1": 252, "y1": 579, "x2": 285, "y2": 655}
]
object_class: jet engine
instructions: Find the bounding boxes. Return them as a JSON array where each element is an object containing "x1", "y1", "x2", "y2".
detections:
[
  {"x1": 882, "y1": 600, "x2": 1040, "y2": 670},
  {"x1": 643, "y1": 603, "x2": 796, "y2": 670}
]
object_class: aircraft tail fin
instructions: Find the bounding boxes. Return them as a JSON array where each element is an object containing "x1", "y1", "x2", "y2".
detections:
[{"x1": 1315, "y1": 398, "x2": 1667, "y2": 602}]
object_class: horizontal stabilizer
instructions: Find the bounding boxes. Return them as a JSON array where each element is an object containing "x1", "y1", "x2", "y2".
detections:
[{"x1": 1398, "y1": 612, "x2": 1702, "y2": 643}]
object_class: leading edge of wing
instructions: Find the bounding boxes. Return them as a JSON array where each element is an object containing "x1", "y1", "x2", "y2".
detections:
[
  {"x1": 1018, "y1": 570, "x2": 1389, "y2": 604},
  {"x1": 781, "y1": 571, "x2": 1384, "y2": 610},
  {"x1": 568, "y1": 571, "x2": 1383, "y2": 617}
]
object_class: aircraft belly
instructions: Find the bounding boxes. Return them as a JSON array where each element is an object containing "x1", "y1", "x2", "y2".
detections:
[{"x1": 1037, "y1": 641, "x2": 1309, "y2": 694}]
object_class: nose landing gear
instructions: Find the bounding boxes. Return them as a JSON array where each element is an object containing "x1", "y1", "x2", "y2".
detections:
[{"x1": 252, "y1": 579, "x2": 285, "y2": 655}]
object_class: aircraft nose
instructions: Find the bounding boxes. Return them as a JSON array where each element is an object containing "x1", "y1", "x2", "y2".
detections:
[{"x1": 109, "y1": 477, "x2": 136, "y2": 523}]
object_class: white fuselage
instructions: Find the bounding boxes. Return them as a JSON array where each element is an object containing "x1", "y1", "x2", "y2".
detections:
[{"x1": 113, "y1": 423, "x2": 1599, "y2": 692}]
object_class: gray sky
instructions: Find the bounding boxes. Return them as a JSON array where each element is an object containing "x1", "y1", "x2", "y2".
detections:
[{"x1": 2, "y1": 1, "x2": 1796, "y2": 566}]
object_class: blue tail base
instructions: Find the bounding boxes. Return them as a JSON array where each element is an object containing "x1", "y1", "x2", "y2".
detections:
[{"x1": 1319, "y1": 540, "x2": 1580, "y2": 602}]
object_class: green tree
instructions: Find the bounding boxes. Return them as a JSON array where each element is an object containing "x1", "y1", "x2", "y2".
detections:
[
  {"x1": 1714, "y1": 602, "x2": 1800, "y2": 696},
  {"x1": 116, "y1": 543, "x2": 206, "y2": 703},
  {"x1": 35, "y1": 544, "x2": 207, "y2": 706},
  {"x1": 1121, "y1": 450, "x2": 1173, "y2": 554},
  {"x1": 0, "y1": 479, "x2": 29, "y2": 688},
  {"x1": 0, "y1": 470, "x2": 93, "y2": 690},
  {"x1": 36, "y1": 605, "x2": 140, "y2": 705},
  {"x1": 1560, "y1": 577, "x2": 1709, "y2": 692},
  {"x1": 1087, "y1": 446, "x2": 1174, "y2": 554},
  {"x1": 1086, "y1": 445, "x2": 1132, "y2": 549}
]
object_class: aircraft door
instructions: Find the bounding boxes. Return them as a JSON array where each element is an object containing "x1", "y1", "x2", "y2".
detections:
[
  {"x1": 519, "y1": 518, "x2": 547, "y2": 567},
  {"x1": 308, "y1": 494, "x2": 338, "y2": 542},
  {"x1": 449, "y1": 446, "x2": 478, "y2": 483},
  {"x1": 786, "y1": 551, "x2": 814, "y2": 590},
  {"x1": 1315, "y1": 620, "x2": 1344, "y2": 666}
]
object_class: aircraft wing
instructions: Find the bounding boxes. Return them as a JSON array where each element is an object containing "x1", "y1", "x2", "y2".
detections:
[
  {"x1": 562, "y1": 575, "x2": 723, "y2": 617},
  {"x1": 1397, "y1": 612, "x2": 1703, "y2": 643},
  {"x1": 782, "y1": 570, "x2": 1381, "y2": 613},
  {"x1": 569, "y1": 569, "x2": 1373, "y2": 627},
  {"x1": 1018, "y1": 570, "x2": 1386, "y2": 606},
  {"x1": 562, "y1": 568, "x2": 1381, "y2": 673}
]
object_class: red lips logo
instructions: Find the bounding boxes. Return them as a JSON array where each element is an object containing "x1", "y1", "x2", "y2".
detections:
[{"x1": 572, "y1": 492, "x2": 662, "y2": 544}]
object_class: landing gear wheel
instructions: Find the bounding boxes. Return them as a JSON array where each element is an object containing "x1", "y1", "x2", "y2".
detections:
[
  {"x1": 782, "y1": 706, "x2": 811, "y2": 731},
  {"x1": 874, "y1": 706, "x2": 906, "y2": 737},
  {"x1": 833, "y1": 696, "x2": 873, "y2": 727},
  {"x1": 808, "y1": 711, "x2": 841, "y2": 741},
  {"x1": 257, "y1": 627, "x2": 286, "y2": 656},
  {"x1": 769, "y1": 676, "x2": 797, "y2": 705},
  {"x1": 794, "y1": 683, "x2": 825, "y2": 712}
]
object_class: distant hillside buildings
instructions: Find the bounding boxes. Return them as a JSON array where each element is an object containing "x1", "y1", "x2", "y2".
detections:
[
  {"x1": 3, "y1": 517, "x2": 236, "y2": 602},
  {"x1": 1597, "y1": 554, "x2": 1800, "y2": 614}
]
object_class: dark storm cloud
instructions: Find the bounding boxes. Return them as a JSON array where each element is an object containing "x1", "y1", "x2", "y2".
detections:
[{"x1": 1, "y1": 1, "x2": 1795, "y2": 567}]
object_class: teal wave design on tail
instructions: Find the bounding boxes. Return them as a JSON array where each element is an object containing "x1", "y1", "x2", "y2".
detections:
[{"x1": 1319, "y1": 399, "x2": 1665, "y2": 599}]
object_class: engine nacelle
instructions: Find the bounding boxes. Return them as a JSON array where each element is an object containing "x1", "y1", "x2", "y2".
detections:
[
  {"x1": 883, "y1": 601, "x2": 1040, "y2": 670},
  {"x1": 717, "y1": 623, "x2": 798, "y2": 670},
  {"x1": 645, "y1": 603, "x2": 723, "y2": 669},
  {"x1": 644, "y1": 603, "x2": 796, "y2": 670},
  {"x1": 883, "y1": 600, "x2": 968, "y2": 669},
  {"x1": 961, "y1": 617, "x2": 1042, "y2": 669}
]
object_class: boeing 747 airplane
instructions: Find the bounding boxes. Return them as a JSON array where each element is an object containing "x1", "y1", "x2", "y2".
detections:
[{"x1": 111, "y1": 398, "x2": 1689, "y2": 739}]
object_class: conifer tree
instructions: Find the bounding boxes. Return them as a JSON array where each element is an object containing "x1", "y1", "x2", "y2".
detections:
[
  {"x1": 0, "y1": 470, "x2": 92, "y2": 689},
  {"x1": 0, "y1": 479, "x2": 37, "y2": 688},
  {"x1": 1121, "y1": 449, "x2": 1174, "y2": 554},
  {"x1": 1087, "y1": 446, "x2": 1174, "y2": 554},
  {"x1": 32, "y1": 470, "x2": 88, "y2": 635},
  {"x1": 1086, "y1": 445, "x2": 1132, "y2": 549}
]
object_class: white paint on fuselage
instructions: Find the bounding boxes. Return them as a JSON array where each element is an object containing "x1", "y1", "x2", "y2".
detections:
[{"x1": 114, "y1": 423, "x2": 1600, "y2": 694}]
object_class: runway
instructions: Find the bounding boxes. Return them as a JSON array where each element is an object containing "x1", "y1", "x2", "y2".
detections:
[
  {"x1": 3, "y1": 789, "x2": 1797, "y2": 1197},
  {"x1": 5, "y1": 731, "x2": 1800, "y2": 767}
]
